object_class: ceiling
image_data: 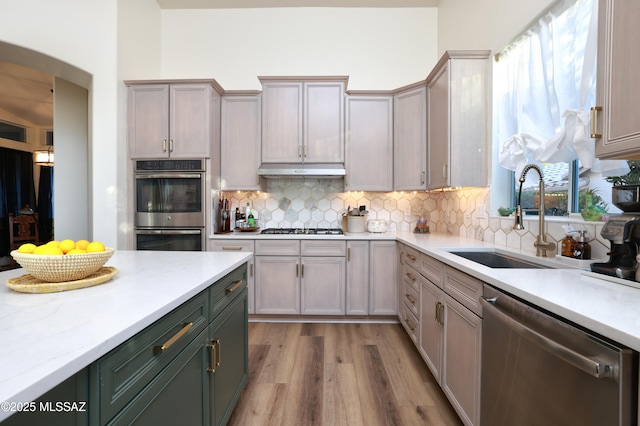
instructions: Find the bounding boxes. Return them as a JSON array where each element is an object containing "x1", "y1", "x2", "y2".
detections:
[
  {"x1": 0, "y1": 1, "x2": 438, "y2": 130},
  {"x1": 0, "y1": 62, "x2": 53, "y2": 129},
  {"x1": 157, "y1": 0, "x2": 439, "y2": 8}
]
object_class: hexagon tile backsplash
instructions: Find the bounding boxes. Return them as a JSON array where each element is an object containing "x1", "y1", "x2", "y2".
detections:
[{"x1": 222, "y1": 178, "x2": 608, "y2": 261}]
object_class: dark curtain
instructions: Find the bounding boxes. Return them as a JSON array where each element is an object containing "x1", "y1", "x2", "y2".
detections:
[
  {"x1": 38, "y1": 165, "x2": 54, "y2": 242},
  {"x1": 0, "y1": 147, "x2": 37, "y2": 256}
]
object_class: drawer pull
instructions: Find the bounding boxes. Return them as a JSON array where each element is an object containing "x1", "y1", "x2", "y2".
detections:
[
  {"x1": 221, "y1": 246, "x2": 243, "y2": 251},
  {"x1": 225, "y1": 280, "x2": 244, "y2": 294},
  {"x1": 153, "y1": 322, "x2": 193, "y2": 355},
  {"x1": 207, "y1": 339, "x2": 221, "y2": 373},
  {"x1": 405, "y1": 254, "x2": 416, "y2": 262},
  {"x1": 405, "y1": 293, "x2": 416, "y2": 305},
  {"x1": 405, "y1": 272, "x2": 416, "y2": 282},
  {"x1": 590, "y1": 106, "x2": 602, "y2": 138}
]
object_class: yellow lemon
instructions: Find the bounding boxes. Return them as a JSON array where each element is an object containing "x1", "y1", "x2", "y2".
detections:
[
  {"x1": 86, "y1": 241, "x2": 105, "y2": 253},
  {"x1": 75, "y1": 239, "x2": 90, "y2": 250},
  {"x1": 33, "y1": 244, "x2": 63, "y2": 255},
  {"x1": 66, "y1": 248, "x2": 87, "y2": 255},
  {"x1": 59, "y1": 239, "x2": 76, "y2": 254},
  {"x1": 46, "y1": 240, "x2": 60, "y2": 247},
  {"x1": 17, "y1": 243, "x2": 37, "y2": 254}
]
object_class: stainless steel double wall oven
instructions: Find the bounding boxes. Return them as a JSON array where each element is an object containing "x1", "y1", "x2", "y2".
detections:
[{"x1": 134, "y1": 159, "x2": 205, "y2": 251}]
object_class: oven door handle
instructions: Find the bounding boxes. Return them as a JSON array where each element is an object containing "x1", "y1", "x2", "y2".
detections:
[
  {"x1": 136, "y1": 229, "x2": 202, "y2": 235},
  {"x1": 480, "y1": 297, "x2": 614, "y2": 379},
  {"x1": 135, "y1": 173, "x2": 202, "y2": 179}
]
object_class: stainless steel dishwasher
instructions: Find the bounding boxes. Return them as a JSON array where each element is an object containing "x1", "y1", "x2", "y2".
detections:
[{"x1": 481, "y1": 284, "x2": 638, "y2": 425}]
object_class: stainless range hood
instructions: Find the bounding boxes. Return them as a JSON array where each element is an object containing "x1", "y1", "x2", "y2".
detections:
[{"x1": 257, "y1": 163, "x2": 346, "y2": 178}]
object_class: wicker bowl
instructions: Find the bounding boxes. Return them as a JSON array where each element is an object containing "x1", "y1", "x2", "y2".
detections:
[{"x1": 10, "y1": 248, "x2": 115, "y2": 283}]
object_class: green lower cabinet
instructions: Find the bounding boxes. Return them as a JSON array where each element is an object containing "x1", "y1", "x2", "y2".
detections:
[
  {"x1": 1, "y1": 369, "x2": 89, "y2": 426},
  {"x1": 106, "y1": 329, "x2": 210, "y2": 425},
  {"x1": 209, "y1": 287, "x2": 249, "y2": 426}
]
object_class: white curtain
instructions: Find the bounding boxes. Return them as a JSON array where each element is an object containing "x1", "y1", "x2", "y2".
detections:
[{"x1": 497, "y1": 0, "x2": 628, "y2": 178}]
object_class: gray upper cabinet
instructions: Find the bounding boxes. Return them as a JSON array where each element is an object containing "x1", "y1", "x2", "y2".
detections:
[
  {"x1": 345, "y1": 93, "x2": 394, "y2": 191},
  {"x1": 394, "y1": 83, "x2": 427, "y2": 191},
  {"x1": 427, "y1": 50, "x2": 490, "y2": 190},
  {"x1": 220, "y1": 92, "x2": 262, "y2": 190},
  {"x1": 593, "y1": 0, "x2": 640, "y2": 159},
  {"x1": 127, "y1": 81, "x2": 219, "y2": 159},
  {"x1": 260, "y1": 77, "x2": 346, "y2": 164}
]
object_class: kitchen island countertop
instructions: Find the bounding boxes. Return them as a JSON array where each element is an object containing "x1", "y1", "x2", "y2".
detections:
[{"x1": 0, "y1": 250, "x2": 251, "y2": 422}]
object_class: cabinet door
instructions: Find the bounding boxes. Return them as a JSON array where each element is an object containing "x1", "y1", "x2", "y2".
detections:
[
  {"x1": 346, "y1": 240, "x2": 369, "y2": 315},
  {"x1": 106, "y1": 329, "x2": 210, "y2": 426},
  {"x1": 442, "y1": 293, "x2": 481, "y2": 426},
  {"x1": 369, "y1": 241, "x2": 398, "y2": 315},
  {"x1": 345, "y1": 95, "x2": 393, "y2": 191},
  {"x1": 300, "y1": 256, "x2": 346, "y2": 315},
  {"x1": 128, "y1": 84, "x2": 170, "y2": 159},
  {"x1": 427, "y1": 65, "x2": 450, "y2": 190},
  {"x1": 209, "y1": 288, "x2": 249, "y2": 426},
  {"x1": 594, "y1": 0, "x2": 640, "y2": 158},
  {"x1": 254, "y1": 256, "x2": 300, "y2": 314},
  {"x1": 394, "y1": 86, "x2": 427, "y2": 190},
  {"x1": 304, "y1": 81, "x2": 345, "y2": 163},
  {"x1": 419, "y1": 277, "x2": 444, "y2": 384},
  {"x1": 261, "y1": 82, "x2": 303, "y2": 163},
  {"x1": 221, "y1": 94, "x2": 262, "y2": 190},
  {"x1": 169, "y1": 84, "x2": 212, "y2": 159}
]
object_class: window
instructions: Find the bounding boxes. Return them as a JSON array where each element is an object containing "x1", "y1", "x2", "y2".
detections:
[
  {"x1": 494, "y1": 0, "x2": 629, "y2": 217},
  {"x1": 0, "y1": 120, "x2": 26, "y2": 143}
]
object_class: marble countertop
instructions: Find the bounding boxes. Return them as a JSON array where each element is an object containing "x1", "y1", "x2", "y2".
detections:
[{"x1": 0, "y1": 250, "x2": 251, "y2": 421}]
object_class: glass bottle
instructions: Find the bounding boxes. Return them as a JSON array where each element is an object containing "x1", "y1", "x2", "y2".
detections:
[
  {"x1": 561, "y1": 234, "x2": 576, "y2": 257},
  {"x1": 573, "y1": 230, "x2": 591, "y2": 260}
]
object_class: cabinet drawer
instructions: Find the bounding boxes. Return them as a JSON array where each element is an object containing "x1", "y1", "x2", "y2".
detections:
[
  {"x1": 210, "y1": 239, "x2": 254, "y2": 252},
  {"x1": 402, "y1": 264, "x2": 420, "y2": 294},
  {"x1": 400, "y1": 302, "x2": 419, "y2": 344},
  {"x1": 95, "y1": 291, "x2": 209, "y2": 425},
  {"x1": 420, "y1": 253, "x2": 444, "y2": 288},
  {"x1": 402, "y1": 279, "x2": 419, "y2": 318},
  {"x1": 403, "y1": 245, "x2": 420, "y2": 268},
  {"x1": 443, "y1": 265, "x2": 483, "y2": 317},
  {"x1": 210, "y1": 264, "x2": 247, "y2": 320},
  {"x1": 301, "y1": 240, "x2": 346, "y2": 256},
  {"x1": 255, "y1": 239, "x2": 300, "y2": 256}
]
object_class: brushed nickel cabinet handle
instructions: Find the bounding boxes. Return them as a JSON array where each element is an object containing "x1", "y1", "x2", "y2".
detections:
[
  {"x1": 301, "y1": 264, "x2": 304, "y2": 278},
  {"x1": 296, "y1": 264, "x2": 299, "y2": 277},
  {"x1": 225, "y1": 280, "x2": 243, "y2": 294},
  {"x1": 154, "y1": 322, "x2": 193, "y2": 355},
  {"x1": 590, "y1": 106, "x2": 602, "y2": 138},
  {"x1": 442, "y1": 164, "x2": 448, "y2": 179},
  {"x1": 405, "y1": 293, "x2": 416, "y2": 305},
  {"x1": 162, "y1": 139, "x2": 167, "y2": 152},
  {"x1": 405, "y1": 272, "x2": 416, "y2": 282},
  {"x1": 348, "y1": 247, "x2": 351, "y2": 261},
  {"x1": 169, "y1": 139, "x2": 174, "y2": 152},
  {"x1": 221, "y1": 246, "x2": 242, "y2": 251},
  {"x1": 250, "y1": 262, "x2": 253, "y2": 277},
  {"x1": 405, "y1": 254, "x2": 416, "y2": 262},
  {"x1": 421, "y1": 171, "x2": 426, "y2": 185}
]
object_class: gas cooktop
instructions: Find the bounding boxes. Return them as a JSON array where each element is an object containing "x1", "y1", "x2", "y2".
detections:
[{"x1": 260, "y1": 228, "x2": 344, "y2": 235}]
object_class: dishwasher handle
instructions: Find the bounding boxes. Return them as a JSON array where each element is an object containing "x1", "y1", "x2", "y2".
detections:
[{"x1": 480, "y1": 296, "x2": 614, "y2": 379}]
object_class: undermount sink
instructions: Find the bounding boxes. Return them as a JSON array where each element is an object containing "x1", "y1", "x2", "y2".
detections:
[{"x1": 448, "y1": 250, "x2": 551, "y2": 269}]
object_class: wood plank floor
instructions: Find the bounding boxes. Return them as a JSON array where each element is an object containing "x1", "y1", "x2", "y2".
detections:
[{"x1": 228, "y1": 322, "x2": 463, "y2": 426}]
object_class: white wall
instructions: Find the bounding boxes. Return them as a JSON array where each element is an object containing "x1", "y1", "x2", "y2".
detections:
[
  {"x1": 437, "y1": 0, "x2": 555, "y2": 53},
  {"x1": 0, "y1": 0, "x2": 120, "y2": 247},
  {"x1": 160, "y1": 8, "x2": 439, "y2": 90}
]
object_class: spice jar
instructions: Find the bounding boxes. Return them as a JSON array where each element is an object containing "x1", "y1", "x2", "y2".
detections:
[{"x1": 573, "y1": 230, "x2": 591, "y2": 260}]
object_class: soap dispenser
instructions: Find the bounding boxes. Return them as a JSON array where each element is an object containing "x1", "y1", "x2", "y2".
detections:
[
  {"x1": 560, "y1": 225, "x2": 577, "y2": 258},
  {"x1": 573, "y1": 230, "x2": 591, "y2": 260}
]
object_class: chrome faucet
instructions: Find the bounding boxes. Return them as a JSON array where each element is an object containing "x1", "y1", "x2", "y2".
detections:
[{"x1": 513, "y1": 164, "x2": 557, "y2": 257}]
